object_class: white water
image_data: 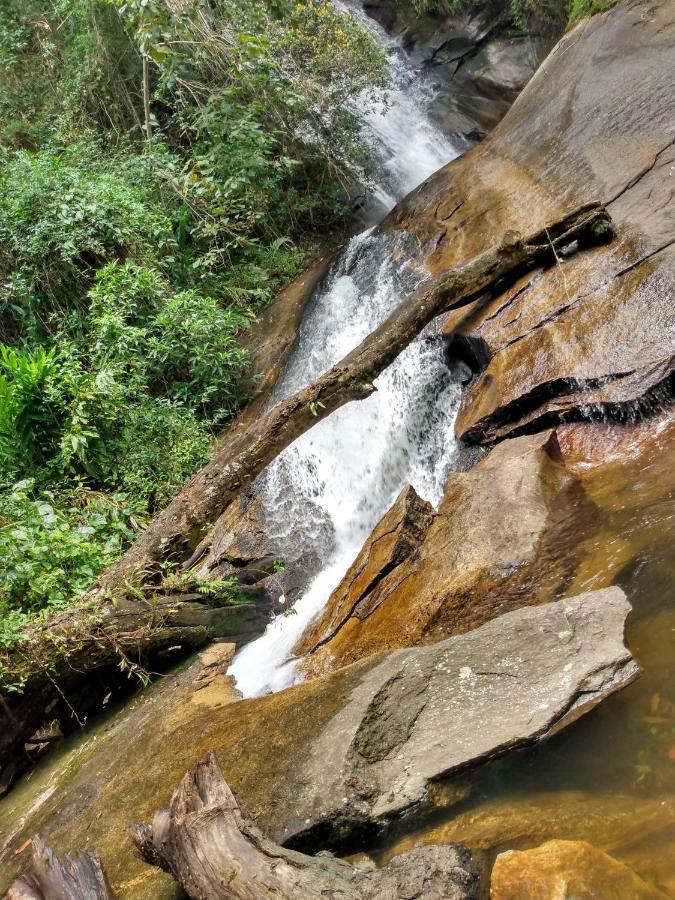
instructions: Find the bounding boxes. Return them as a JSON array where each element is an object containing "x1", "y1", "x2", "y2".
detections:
[{"x1": 229, "y1": 6, "x2": 461, "y2": 697}]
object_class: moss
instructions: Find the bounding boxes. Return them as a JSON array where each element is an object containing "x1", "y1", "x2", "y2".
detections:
[{"x1": 568, "y1": 0, "x2": 619, "y2": 26}]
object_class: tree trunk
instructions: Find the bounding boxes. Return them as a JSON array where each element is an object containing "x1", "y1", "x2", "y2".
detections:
[
  {"x1": 0, "y1": 586, "x2": 272, "y2": 791},
  {"x1": 0, "y1": 203, "x2": 612, "y2": 775},
  {"x1": 142, "y1": 55, "x2": 152, "y2": 142},
  {"x1": 5, "y1": 838, "x2": 113, "y2": 900},
  {"x1": 130, "y1": 751, "x2": 482, "y2": 899},
  {"x1": 96, "y1": 201, "x2": 612, "y2": 594}
]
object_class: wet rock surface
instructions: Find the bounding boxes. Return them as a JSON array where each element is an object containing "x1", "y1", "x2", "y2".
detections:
[
  {"x1": 295, "y1": 483, "x2": 433, "y2": 658},
  {"x1": 298, "y1": 430, "x2": 600, "y2": 674},
  {"x1": 362, "y1": 0, "x2": 538, "y2": 140},
  {"x1": 0, "y1": 589, "x2": 636, "y2": 895},
  {"x1": 490, "y1": 839, "x2": 669, "y2": 899},
  {"x1": 384, "y1": 0, "x2": 675, "y2": 445}
]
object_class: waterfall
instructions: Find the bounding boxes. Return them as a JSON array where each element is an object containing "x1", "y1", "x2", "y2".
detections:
[{"x1": 229, "y1": 5, "x2": 462, "y2": 697}]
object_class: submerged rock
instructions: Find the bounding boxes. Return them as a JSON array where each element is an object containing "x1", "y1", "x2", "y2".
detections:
[
  {"x1": 385, "y1": 0, "x2": 675, "y2": 444},
  {"x1": 491, "y1": 839, "x2": 669, "y2": 899},
  {"x1": 298, "y1": 430, "x2": 600, "y2": 675},
  {"x1": 0, "y1": 588, "x2": 636, "y2": 895}
]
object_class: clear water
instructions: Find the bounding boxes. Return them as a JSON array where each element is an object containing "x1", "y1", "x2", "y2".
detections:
[
  {"x1": 228, "y1": 10, "x2": 460, "y2": 697},
  {"x1": 363, "y1": 417, "x2": 675, "y2": 895}
]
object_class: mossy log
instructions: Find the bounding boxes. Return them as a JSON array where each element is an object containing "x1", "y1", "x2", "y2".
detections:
[
  {"x1": 5, "y1": 837, "x2": 113, "y2": 899},
  {"x1": 0, "y1": 202, "x2": 612, "y2": 775},
  {"x1": 130, "y1": 751, "x2": 481, "y2": 899}
]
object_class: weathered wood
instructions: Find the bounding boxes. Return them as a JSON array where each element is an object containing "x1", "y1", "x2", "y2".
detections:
[
  {"x1": 0, "y1": 203, "x2": 612, "y2": 774},
  {"x1": 0, "y1": 586, "x2": 272, "y2": 789},
  {"x1": 98, "y1": 202, "x2": 611, "y2": 595},
  {"x1": 6, "y1": 837, "x2": 114, "y2": 900},
  {"x1": 130, "y1": 751, "x2": 481, "y2": 899}
]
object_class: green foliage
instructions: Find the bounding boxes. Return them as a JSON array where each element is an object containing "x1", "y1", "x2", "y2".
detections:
[
  {"x1": 86, "y1": 261, "x2": 250, "y2": 417},
  {"x1": 0, "y1": 144, "x2": 175, "y2": 339},
  {"x1": 97, "y1": 400, "x2": 211, "y2": 513},
  {"x1": 0, "y1": 0, "x2": 388, "y2": 636},
  {"x1": 568, "y1": 0, "x2": 618, "y2": 25},
  {"x1": 0, "y1": 0, "x2": 140, "y2": 149},
  {"x1": 412, "y1": 0, "x2": 616, "y2": 29},
  {"x1": 0, "y1": 480, "x2": 137, "y2": 618}
]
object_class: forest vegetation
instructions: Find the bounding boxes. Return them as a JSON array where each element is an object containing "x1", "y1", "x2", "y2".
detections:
[
  {"x1": 0, "y1": 0, "x2": 388, "y2": 661},
  {"x1": 0, "y1": 0, "x2": 617, "y2": 676}
]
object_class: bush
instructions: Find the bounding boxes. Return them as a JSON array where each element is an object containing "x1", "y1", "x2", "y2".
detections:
[
  {"x1": 0, "y1": 143, "x2": 176, "y2": 340},
  {"x1": 97, "y1": 400, "x2": 211, "y2": 513},
  {"x1": 0, "y1": 479, "x2": 137, "y2": 618},
  {"x1": 0, "y1": 0, "x2": 389, "y2": 632},
  {"x1": 568, "y1": 0, "x2": 618, "y2": 25}
]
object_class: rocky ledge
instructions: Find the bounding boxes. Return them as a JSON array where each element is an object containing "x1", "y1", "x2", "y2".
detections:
[
  {"x1": 0, "y1": 588, "x2": 637, "y2": 896},
  {"x1": 384, "y1": 0, "x2": 675, "y2": 445}
]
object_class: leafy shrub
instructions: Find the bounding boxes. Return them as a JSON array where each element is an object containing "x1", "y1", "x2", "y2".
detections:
[
  {"x1": 0, "y1": 0, "x2": 389, "y2": 634},
  {"x1": 0, "y1": 143, "x2": 176, "y2": 340},
  {"x1": 0, "y1": 0, "x2": 140, "y2": 148},
  {"x1": 86, "y1": 261, "x2": 251, "y2": 417},
  {"x1": 0, "y1": 479, "x2": 137, "y2": 617},
  {"x1": 97, "y1": 399, "x2": 211, "y2": 513},
  {"x1": 0, "y1": 344, "x2": 61, "y2": 477},
  {"x1": 568, "y1": 0, "x2": 618, "y2": 25}
]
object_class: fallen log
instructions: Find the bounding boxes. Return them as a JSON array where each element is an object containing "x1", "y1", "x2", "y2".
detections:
[
  {"x1": 6, "y1": 838, "x2": 113, "y2": 900},
  {"x1": 0, "y1": 202, "x2": 612, "y2": 773},
  {"x1": 130, "y1": 750, "x2": 482, "y2": 899},
  {"x1": 98, "y1": 202, "x2": 612, "y2": 594}
]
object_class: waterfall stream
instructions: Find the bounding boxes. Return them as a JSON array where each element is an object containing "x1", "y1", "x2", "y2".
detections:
[{"x1": 228, "y1": 7, "x2": 461, "y2": 697}]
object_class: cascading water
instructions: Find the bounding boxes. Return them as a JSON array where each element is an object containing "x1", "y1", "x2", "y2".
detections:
[{"x1": 229, "y1": 5, "x2": 462, "y2": 697}]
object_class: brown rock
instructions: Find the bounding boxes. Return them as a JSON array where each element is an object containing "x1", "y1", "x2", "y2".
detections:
[
  {"x1": 295, "y1": 484, "x2": 433, "y2": 657},
  {"x1": 0, "y1": 590, "x2": 636, "y2": 896},
  {"x1": 300, "y1": 430, "x2": 600, "y2": 676},
  {"x1": 490, "y1": 839, "x2": 668, "y2": 900},
  {"x1": 384, "y1": 0, "x2": 675, "y2": 445}
]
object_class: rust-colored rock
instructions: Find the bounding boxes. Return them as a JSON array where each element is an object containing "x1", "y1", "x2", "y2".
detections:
[
  {"x1": 299, "y1": 430, "x2": 600, "y2": 676},
  {"x1": 384, "y1": 0, "x2": 675, "y2": 444},
  {"x1": 295, "y1": 484, "x2": 433, "y2": 657},
  {"x1": 490, "y1": 839, "x2": 668, "y2": 900},
  {"x1": 0, "y1": 590, "x2": 636, "y2": 897}
]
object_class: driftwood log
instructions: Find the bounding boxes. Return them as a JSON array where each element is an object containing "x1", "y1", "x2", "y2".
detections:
[
  {"x1": 130, "y1": 751, "x2": 481, "y2": 899},
  {"x1": 5, "y1": 838, "x2": 113, "y2": 900},
  {"x1": 0, "y1": 203, "x2": 612, "y2": 773}
]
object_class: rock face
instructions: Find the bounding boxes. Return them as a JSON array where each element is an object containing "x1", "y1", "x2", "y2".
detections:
[
  {"x1": 491, "y1": 839, "x2": 669, "y2": 899},
  {"x1": 0, "y1": 588, "x2": 637, "y2": 895},
  {"x1": 294, "y1": 484, "x2": 433, "y2": 657},
  {"x1": 362, "y1": 0, "x2": 539, "y2": 139},
  {"x1": 298, "y1": 430, "x2": 600, "y2": 675},
  {"x1": 384, "y1": 0, "x2": 675, "y2": 445},
  {"x1": 190, "y1": 490, "x2": 321, "y2": 612}
]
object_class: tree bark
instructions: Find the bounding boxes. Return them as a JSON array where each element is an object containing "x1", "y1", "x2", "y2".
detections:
[
  {"x1": 96, "y1": 201, "x2": 612, "y2": 594},
  {"x1": 0, "y1": 585, "x2": 272, "y2": 787},
  {"x1": 0, "y1": 203, "x2": 612, "y2": 775},
  {"x1": 142, "y1": 55, "x2": 152, "y2": 142},
  {"x1": 130, "y1": 751, "x2": 481, "y2": 899},
  {"x1": 5, "y1": 837, "x2": 114, "y2": 900}
]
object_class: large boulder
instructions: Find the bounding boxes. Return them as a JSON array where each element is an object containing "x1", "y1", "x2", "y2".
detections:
[
  {"x1": 384, "y1": 0, "x2": 675, "y2": 445},
  {"x1": 362, "y1": 0, "x2": 539, "y2": 139},
  {"x1": 0, "y1": 589, "x2": 636, "y2": 896},
  {"x1": 298, "y1": 430, "x2": 600, "y2": 675},
  {"x1": 490, "y1": 839, "x2": 669, "y2": 899},
  {"x1": 294, "y1": 484, "x2": 434, "y2": 657}
]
